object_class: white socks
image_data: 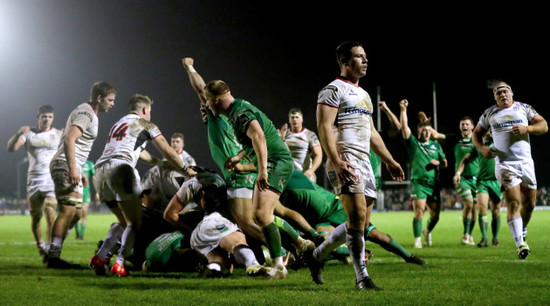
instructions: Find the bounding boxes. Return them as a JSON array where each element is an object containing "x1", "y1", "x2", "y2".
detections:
[
  {"x1": 234, "y1": 245, "x2": 259, "y2": 267},
  {"x1": 313, "y1": 223, "x2": 347, "y2": 261},
  {"x1": 507, "y1": 217, "x2": 524, "y2": 247}
]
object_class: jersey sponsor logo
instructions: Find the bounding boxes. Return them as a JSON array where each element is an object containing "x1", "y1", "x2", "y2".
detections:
[
  {"x1": 216, "y1": 224, "x2": 229, "y2": 233},
  {"x1": 342, "y1": 107, "x2": 372, "y2": 116},
  {"x1": 493, "y1": 118, "x2": 525, "y2": 129}
]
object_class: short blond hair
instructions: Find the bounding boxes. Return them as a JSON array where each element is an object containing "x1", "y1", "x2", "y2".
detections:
[{"x1": 128, "y1": 94, "x2": 153, "y2": 112}]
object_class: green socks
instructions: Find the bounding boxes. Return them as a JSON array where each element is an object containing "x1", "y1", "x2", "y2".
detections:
[
  {"x1": 379, "y1": 236, "x2": 411, "y2": 259},
  {"x1": 262, "y1": 222, "x2": 284, "y2": 258},
  {"x1": 463, "y1": 218, "x2": 472, "y2": 235},
  {"x1": 413, "y1": 218, "x2": 422, "y2": 238},
  {"x1": 491, "y1": 215, "x2": 501, "y2": 241},
  {"x1": 478, "y1": 213, "x2": 488, "y2": 240},
  {"x1": 274, "y1": 216, "x2": 300, "y2": 242}
]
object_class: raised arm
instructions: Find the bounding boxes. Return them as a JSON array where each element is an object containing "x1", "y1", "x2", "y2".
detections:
[
  {"x1": 399, "y1": 99, "x2": 411, "y2": 140},
  {"x1": 418, "y1": 111, "x2": 446, "y2": 141},
  {"x1": 182, "y1": 57, "x2": 207, "y2": 105},
  {"x1": 7, "y1": 125, "x2": 30, "y2": 152},
  {"x1": 379, "y1": 101, "x2": 401, "y2": 137}
]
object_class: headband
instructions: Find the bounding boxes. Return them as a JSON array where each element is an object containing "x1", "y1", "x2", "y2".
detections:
[
  {"x1": 493, "y1": 85, "x2": 512, "y2": 93},
  {"x1": 289, "y1": 112, "x2": 303, "y2": 118}
]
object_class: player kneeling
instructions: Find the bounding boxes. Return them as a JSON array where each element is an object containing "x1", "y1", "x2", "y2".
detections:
[{"x1": 164, "y1": 169, "x2": 270, "y2": 278}]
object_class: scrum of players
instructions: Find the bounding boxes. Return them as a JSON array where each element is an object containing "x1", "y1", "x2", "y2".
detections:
[{"x1": 8, "y1": 41, "x2": 547, "y2": 290}]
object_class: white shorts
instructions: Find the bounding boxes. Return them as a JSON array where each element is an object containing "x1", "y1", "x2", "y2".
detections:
[
  {"x1": 190, "y1": 212, "x2": 240, "y2": 256},
  {"x1": 226, "y1": 187, "x2": 253, "y2": 199},
  {"x1": 326, "y1": 152, "x2": 377, "y2": 198},
  {"x1": 50, "y1": 159, "x2": 83, "y2": 199},
  {"x1": 95, "y1": 160, "x2": 142, "y2": 202},
  {"x1": 495, "y1": 159, "x2": 537, "y2": 191},
  {"x1": 27, "y1": 175, "x2": 55, "y2": 199}
]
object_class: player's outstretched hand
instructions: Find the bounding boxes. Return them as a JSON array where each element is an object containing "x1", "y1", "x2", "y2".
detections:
[
  {"x1": 386, "y1": 161, "x2": 405, "y2": 182},
  {"x1": 182, "y1": 57, "x2": 194, "y2": 70}
]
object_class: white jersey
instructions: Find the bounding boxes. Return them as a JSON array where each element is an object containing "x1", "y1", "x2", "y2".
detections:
[
  {"x1": 96, "y1": 114, "x2": 162, "y2": 167},
  {"x1": 141, "y1": 166, "x2": 185, "y2": 213},
  {"x1": 21, "y1": 127, "x2": 63, "y2": 178},
  {"x1": 180, "y1": 150, "x2": 196, "y2": 166},
  {"x1": 317, "y1": 78, "x2": 374, "y2": 159},
  {"x1": 477, "y1": 101, "x2": 538, "y2": 163},
  {"x1": 175, "y1": 177, "x2": 202, "y2": 205},
  {"x1": 284, "y1": 128, "x2": 320, "y2": 171},
  {"x1": 52, "y1": 103, "x2": 98, "y2": 166}
]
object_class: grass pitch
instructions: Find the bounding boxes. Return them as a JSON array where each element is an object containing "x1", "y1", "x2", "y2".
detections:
[{"x1": 1, "y1": 210, "x2": 549, "y2": 305}]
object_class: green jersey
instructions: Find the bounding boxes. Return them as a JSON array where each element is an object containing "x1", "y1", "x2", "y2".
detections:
[
  {"x1": 82, "y1": 160, "x2": 95, "y2": 202},
  {"x1": 143, "y1": 231, "x2": 184, "y2": 271},
  {"x1": 404, "y1": 135, "x2": 446, "y2": 185},
  {"x1": 454, "y1": 137, "x2": 478, "y2": 177},
  {"x1": 469, "y1": 138, "x2": 496, "y2": 181},
  {"x1": 369, "y1": 150, "x2": 381, "y2": 189},
  {"x1": 279, "y1": 170, "x2": 346, "y2": 227},
  {"x1": 206, "y1": 109, "x2": 256, "y2": 189},
  {"x1": 226, "y1": 99, "x2": 293, "y2": 192},
  {"x1": 226, "y1": 99, "x2": 291, "y2": 164}
]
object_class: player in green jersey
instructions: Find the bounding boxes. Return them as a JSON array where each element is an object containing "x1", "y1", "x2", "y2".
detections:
[
  {"x1": 452, "y1": 116, "x2": 479, "y2": 245},
  {"x1": 183, "y1": 59, "x2": 263, "y2": 244},
  {"x1": 74, "y1": 160, "x2": 95, "y2": 240},
  {"x1": 399, "y1": 99, "x2": 447, "y2": 248},
  {"x1": 281, "y1": 170, "x2": 425, "y2": 265},
  {"x1": 183, "y1": 59, "x2": 297, "y2": 279},
  {"x1": 456, "y1": 130, "x2": 502, "y2": 247}
]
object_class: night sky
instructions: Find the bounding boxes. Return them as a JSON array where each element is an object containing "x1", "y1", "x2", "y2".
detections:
[{"x1": 1, "y1": 1, "x2": 548, "y2": 199}]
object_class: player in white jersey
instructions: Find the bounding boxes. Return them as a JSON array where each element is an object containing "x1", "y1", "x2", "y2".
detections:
[
  {"x1": 280, "y1": 108, "x2": 323, "y2": 182},
  {"x1": 46, "y1": 81, "x2": 116, "y2": 269},
  {"x1": 305, "y1": 41, "x2": 404, "y2": 291},
  {"x1": 170, "y1": 132, "x2": 197, "y2": 167},
  {"x1": 473, "y1": 81, "x2": 548, "y2": 259},
  {"x1": 90, "y1": 94, "x2": 196, "y2": 277},
  {"x1": 164, "y1": 170, "x2": 270, "y2": 278},
  {"x1": 7, "y1": 105, "x2": 62, "y2": 259}
]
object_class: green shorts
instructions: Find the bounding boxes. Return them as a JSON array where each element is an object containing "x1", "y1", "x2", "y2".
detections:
[
  {"x1": 476, "y1": 179, "x2": 502, "y2": 204},
  {"x1": 266, "y1": 155, "x2": 294, "y2": 193},
  {"x1": 457, "y1": 176, "x2": 477, "y2": 200},
  {"x1": 410, "y1": 180, "x2": 440, "y2": 203},
  {"x1": 227, "y1": 171, "x2": 257, "y2": 189}
]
